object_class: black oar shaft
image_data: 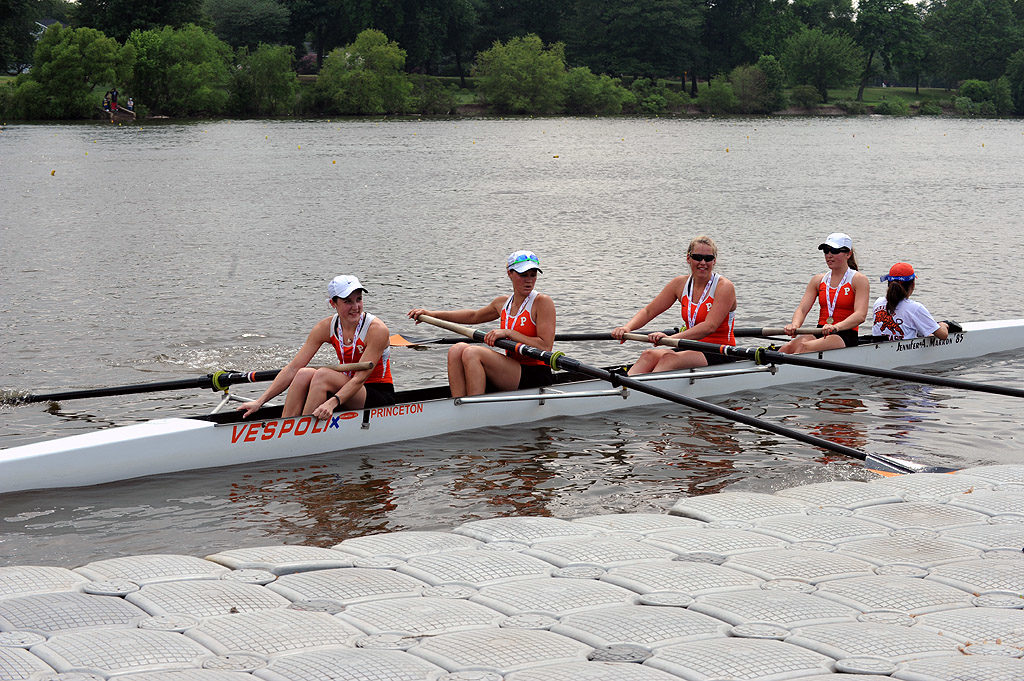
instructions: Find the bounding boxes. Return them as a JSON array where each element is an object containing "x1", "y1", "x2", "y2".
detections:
[
  {"x1": 416, "y1": 315, "x2": 900, "y2": 470},
  {"x1": 21, "y1": 370, "x2": 280, "y2": 404},
  {"x1": 622, "y1": 333, "x2": 1024, "y2": 399}
]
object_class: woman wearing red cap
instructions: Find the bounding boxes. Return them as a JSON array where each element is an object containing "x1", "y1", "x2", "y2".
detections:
[
  {"x1": 611, "y1": 235, "x2": 737, "y2": 374},
  {"x1": 238, "y1": 275, "x2": 394, "y2": 419},
  {"x1": 779, "y1": 232, "x2": 870, "y2": 354},
  {"x1": 408, "y1": 250, "x2": 555, "y2": 397},
  {"x1": 872, "y1": 263, "x2": 950, "y2": 340}
]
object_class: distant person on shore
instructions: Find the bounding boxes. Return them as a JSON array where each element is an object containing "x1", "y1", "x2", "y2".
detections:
[
  {"x1": 238, "y1": 275, "x2": 394, "y2": 420},
  {"x1": 611, "y1": 235, "x2": 737, "y2": 374},
  {"x1": 109, "y1": 86, "x2": 118, "y2": 111},
  {"x1": 871, "y1": 263, "x2": 950, "y2": 341},
  {"x1": 407, "y1": 250, "x2": 555, "y2": 398},
  {"x1": 101, "y1": 94, "x2": 110, "y2": 112},
  {"x1": 779, "y1": 232, "x2": 869, "y2": 354},
  {"x1": 126, "y1": 97, "x2": 134, "y2": 112}
]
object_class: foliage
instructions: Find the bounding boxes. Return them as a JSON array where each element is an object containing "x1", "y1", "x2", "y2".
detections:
[
  {"x1": 834, "y1": 98, "x2": 867, "y2": 114},
  {"x1": 409, "y1": 73, "x2": 458, "y2": 114},
  {"x1": 204, "y1": 0, "x2": 290, "y2": 49},
  {"x1": 696, "y1": 76, "x2": 738, "y2": 114},
  {"x1": 781, "y1": 27, "x2": 862, "y2": 102},
  {"x1": 919, "y1": 101, "x2": 943, "y2": 115},
  {"x1": 73, "y1": 0, "x2": 204, "y2": 43},
  {"x1": 853, "y1": 0, "x2": 923, "y2": 102},
  {"x1": 792, "y1": 0, "x2": 855, "y2": 35},
  {"x1": 296, "y1": 53, "x2": 318, "y2": 74},
  {"x1": 229, "y1": 43, "x2": 297, "y2": 115},
  {"x1": 1006, "y1": 49, "x2": 1024, "y2": 115},
  {"x1": 126, "y1": 24, "x2": 233, "y2": 116},
  {"x1": 925, "y1": 0, "x2": 1023, "y2": 83},
  {"x1": 317, "y1": 29, "x2": 412, "y2": 115},
  {"x1": 957, "y1": 79, "x2": 990, "y2": 103},
  {"x1": 624, "y1": 77, "x2": 683, "y2": 114},
  {"x1": 3, "y1": 23, "x2": 130, "y2": 119},
  {"x1": 990, "y1": 76, "x2": 1013, "y2": 115},
  {"x1": 473, "y1": 34, "x2": 565, "y2": 114},
  {"x1": 756, "y1": 55, "x2": 788, "y2": 111},
  {"x1": 563, "y1": 66, "x2": 632, "y2": 115},
  {"x1": 790, "y1": 84, "x2": 822, "y2": 108},
  {"x1": 953, "y1": 95, "x2": 976, "y2": 115},
  {"x1": 872, "y1": 97, "x2": 909, "y2": 115}
]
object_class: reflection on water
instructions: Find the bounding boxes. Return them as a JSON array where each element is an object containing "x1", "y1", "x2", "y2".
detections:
[{"x1": 1, "y1": 117, "x2": 1023, "y2": 565}]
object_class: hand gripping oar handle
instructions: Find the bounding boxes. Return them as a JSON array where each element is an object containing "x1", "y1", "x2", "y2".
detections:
[
  {"x1": 621, "y1": 332, "x2": 1024, "y2": 399},
  {"x1": 11, "y1": 362, "x2": 374, "y2": 404},
  {"x1": 415, "y1": 315, "x2": 913, "y2": 473}
]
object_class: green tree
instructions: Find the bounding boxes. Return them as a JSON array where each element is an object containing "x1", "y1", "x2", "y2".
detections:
[
  {"x1": 1006, "y1": 49, "x2": 1024, "y2": 114},
  {"x1": 854, "y1": 0, "x2": 922, "y2": 101},
  {"x1": 990, "y1": 75, "x2": 1013, "y2": 114},
  {"x1": 696, "y1": 75, "x2": 738, "y2": 113},
  {"x1": 229, "y1": 43, "x2": 296, "y2": 115},
  {"x1": 564, "y1": 0, "x2": 703, "y2": 82},
  {"x1": 701, "y1": 0, "x2": 800, "y2": 84},
  {"x1": 925, "y1": 0, "x2": 1024, "y2": 83},
  {"x1": 757, "y1": 54, "x2": 788, "y2": 110},
  {"x1": 72, "y1": 0, "x2": 204, "y2": 42},
  {"x1": 204, "y1": 0, "x2": 290, "y2": 49},
  {"x1": 316, "y1": 28, "x2": 412, "y2": 114},
  {"x1": 781, "y1": 27, "x2": 863, "y2": 102},
  {"x1": 791, "y1": 0, "x2": 854, "y2": 34},
  {"x1": 563, "y1": 66, "x2": 632, "y2": 114},
  {"x1": 126, "y1": 24, "x2": 233, "y2": 116},
  {"x1": 473, "y1": 34, "x2": 565, "y2": 114},
  {"x1": 5, "y1": 22, "x2": 129, "y2": 118}
]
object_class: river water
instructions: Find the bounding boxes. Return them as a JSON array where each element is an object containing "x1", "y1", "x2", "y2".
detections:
[{"x1": 1, "y1": 116, "x2": 1022, "y2": 566}]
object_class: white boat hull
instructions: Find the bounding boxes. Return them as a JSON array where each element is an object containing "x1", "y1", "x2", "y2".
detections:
[{"x1": 2, "y1": 320, "x2": 1022, "y2": 494}]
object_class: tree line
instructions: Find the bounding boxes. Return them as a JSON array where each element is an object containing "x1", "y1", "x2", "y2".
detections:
[{"x1": 2, "y1": 0, "x2": 1024, "y2": 118}]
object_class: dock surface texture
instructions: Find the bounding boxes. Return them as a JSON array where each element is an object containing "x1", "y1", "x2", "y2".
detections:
[{"x1": 2, "y1": 466, "x2": 1023, "y2": 680}]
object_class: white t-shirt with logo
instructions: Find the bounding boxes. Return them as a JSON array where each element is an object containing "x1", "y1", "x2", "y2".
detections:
[{"x1": 871, "y1": 297, "x2": 940, "y2": 340}]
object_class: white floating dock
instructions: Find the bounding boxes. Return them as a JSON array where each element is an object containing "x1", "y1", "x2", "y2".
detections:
[{"x1": 1, "y1": 465, "x2": 1022, "y2": 680}]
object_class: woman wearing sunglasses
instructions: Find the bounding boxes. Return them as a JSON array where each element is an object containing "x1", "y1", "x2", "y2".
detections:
[
  {"x1": 779, "y1": 232, "x2": 870, "y2": 354},
  {"x1": 408, "y1": 250, "x2": 555, "y2": 397},
  {"x1": 611, "y1": 235, "x2": 736, "y2": 375},
  {"x1": 872, "y1": 263, "x2": 950, "y2": 341}
]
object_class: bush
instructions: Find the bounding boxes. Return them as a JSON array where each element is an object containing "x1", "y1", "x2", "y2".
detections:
[
  {"x1": 790, "y1": 84, "x2": 821, "y2": 109},
  {"x1": 696, "y1": 77, "x2": 738, "y2": 114},
  {"x1": 623, "y1": 77, "x2": 674, "y2": 115},
  {"x1": 229, "y1": 44, "x2": 297, "y2": 116},
  {"x1": 563, "y1": 66, "x2": 632, "y2": 115},
  {"x1": 296, "y1": 53, "x2": 318, "y2": 75},
  {"x1": 958, "y1": 79, "x2": 990, "y2": 103},
  {"x1": 834, "y1": 99, "x2": 867, "y2": 114},
  {"x1": 473, "y1": 34, "x2": 565, "y2": 114},
  {"x1": 919, "y1": 102, "x2": 943, "y2": 115},
  {"x1": 990, "y1": 76, "x2": 1013, "y2": 115},
  {"x1": 127, "y1": 24, "x2": 232, "y2": 116},
  {"x1": 317, "y1": 29, "x2": 412, "y2": 115},
  {"x1": 978, "y1": 100, "x2": 996, "y2": 115},
  {"x1": 756, "y1": 55, "x2": 787, "y2": 111},
  {"x1": 730, "y1": 64, "x2": 769, "y2": 113},
  {"x1": 409, "y1": 74, "x2": 458, "y2": 114},
  {"x1": 873, "y1": 97, "x2": 909, "y2": 115},
  {"x1": 953, "y1": 96, "x2": 976, "y2": 115}
]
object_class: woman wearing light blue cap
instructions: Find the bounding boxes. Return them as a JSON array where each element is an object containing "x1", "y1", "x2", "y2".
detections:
[
  {"x1": 871, "y1": 263, "x2": 950, "y2": 341},
  {"x1": 408, "y1": 250, "x2": 556, "y2": 397}
]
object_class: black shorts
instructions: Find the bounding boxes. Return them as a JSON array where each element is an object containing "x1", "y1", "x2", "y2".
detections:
[
  {"x1": 363, "y1": 382, "x2": 396, "y2": 408},
  {"x1": 518, "y1": 364, "x2": 553, "y2": 389},
  {"x1": 820, "y1": 327, "x2": 859, "y2": 347}
]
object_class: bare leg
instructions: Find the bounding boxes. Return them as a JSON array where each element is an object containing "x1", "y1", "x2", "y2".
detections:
[
  {"x1": 447, "y1": 343, "x2": 471, "y2": 398},
  {"x1": 303, "y1": 367, "x2": 367, "y2": 414},
  {"x1": 651, "y1": 349, "x2": 709, "y2": 372},
  {"x1": 628, "y1": 347, "x2": 676, "y2": 375},
  {"x1": 282, "y1": 367, "x2": 316, "y2": 417},
  {"x1": 780, "y1": 334, "x2": 846, "y2": 354},
  {"x1": 458, "y1": 345, "x2": 522, "y2": 396}
]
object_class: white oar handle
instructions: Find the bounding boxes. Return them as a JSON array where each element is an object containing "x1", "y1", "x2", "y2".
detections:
[
  {"x1": 416, "y1": 314, "x2": 477, "y2": 339},
  {"x1": 762, "y1": 327, "x2": 822, "y2": 336},
  {"x1": 622, "y1": 332, "x2": 680, "y2": 347},
  {"x1": 318, "y1": 361, "x2": 374, "y2": 373}
]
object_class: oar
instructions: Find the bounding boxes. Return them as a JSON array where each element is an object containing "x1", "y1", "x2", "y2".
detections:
[
  {"x1": 414, "y1": 315, "x2": 923, "y2": 474},
  {"x1": 735, "y1": 327, "x2": 823, "y2": 337},
  {"x1": 620, "y1": 332, "x2": 1024, "y2": 399},
  {"x1": 3, "y1": 362, "x2": 374, "y2": 405},
  {"x1": 389, "y1": 329, "x2": 680, "y2": 347}
]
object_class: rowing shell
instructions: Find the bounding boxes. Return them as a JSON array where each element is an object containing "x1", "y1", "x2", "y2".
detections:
[{"x1": 2, "y1": 320, "x2": 1022, "y2": 494}]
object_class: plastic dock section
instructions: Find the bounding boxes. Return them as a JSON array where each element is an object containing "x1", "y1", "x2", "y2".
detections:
[{"x1": 1, "y1": 465, "x2": 1023, "y2": 680}]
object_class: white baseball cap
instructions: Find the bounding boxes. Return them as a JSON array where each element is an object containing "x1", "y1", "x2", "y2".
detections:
[
  {"x1": 818, "y1": 232, "x2": 853, "y2": 251},
  {"x1": 327, "y1": 275, "x2": 367, "y2": 302},
  {"x1": 507, "y1": 250, "x2": 543, "y2": 273}
]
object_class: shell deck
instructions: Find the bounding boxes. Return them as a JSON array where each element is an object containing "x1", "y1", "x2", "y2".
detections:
[{"x1": 1, "y1": 466, "x2": 1023, "y2": 680}]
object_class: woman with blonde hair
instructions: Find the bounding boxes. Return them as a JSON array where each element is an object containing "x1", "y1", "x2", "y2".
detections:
[{"x1": 611, "y1": 235, "x2": 736, "y2": 375}]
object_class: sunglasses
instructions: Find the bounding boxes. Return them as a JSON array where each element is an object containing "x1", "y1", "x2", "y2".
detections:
[
  {"x1": 688, "y1": 253, "x2": 716, "y2": 262},
  {"x1": 821, "y1": 246, "x2": 850, "y2": 255}
]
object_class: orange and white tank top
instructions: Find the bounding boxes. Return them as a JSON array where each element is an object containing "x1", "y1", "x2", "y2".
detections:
[
  {"x1": 500, "y1": 290, "x2": 546, "y2": 366},
  {"x1": 329, "y1": 312, "x2": 393, "y2": 384},
  {"x1": 680, "y1": 273, "x2": 735, "y2": 346},
  {"x1": 817, "y1": 269, "x2": 857, "y2": 329}
]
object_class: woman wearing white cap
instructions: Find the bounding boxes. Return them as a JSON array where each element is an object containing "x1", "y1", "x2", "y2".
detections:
[
  {"x1": 872, "y1": 263, "x2": 950, "y2": 341},
  {"x1": 779, "y1": 232, "x2": 870, "y2": 354},
  {"x1": 611, "y1": 235, "x2": 737, "y2": 374},
  {"x1": 238, "y1": 275, "x2": 394, "y2": 419},
  {"x1": 407, "y1": 250, "x2": 555, "y2": 397}
]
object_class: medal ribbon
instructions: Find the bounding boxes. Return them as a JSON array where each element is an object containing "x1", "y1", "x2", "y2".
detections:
[
  {"x1": 685, "y1": 273, "x2": 717, "y2": 330},
  {"x1": 824, "y1": 269, "x2": 854, "y2": 323}
]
